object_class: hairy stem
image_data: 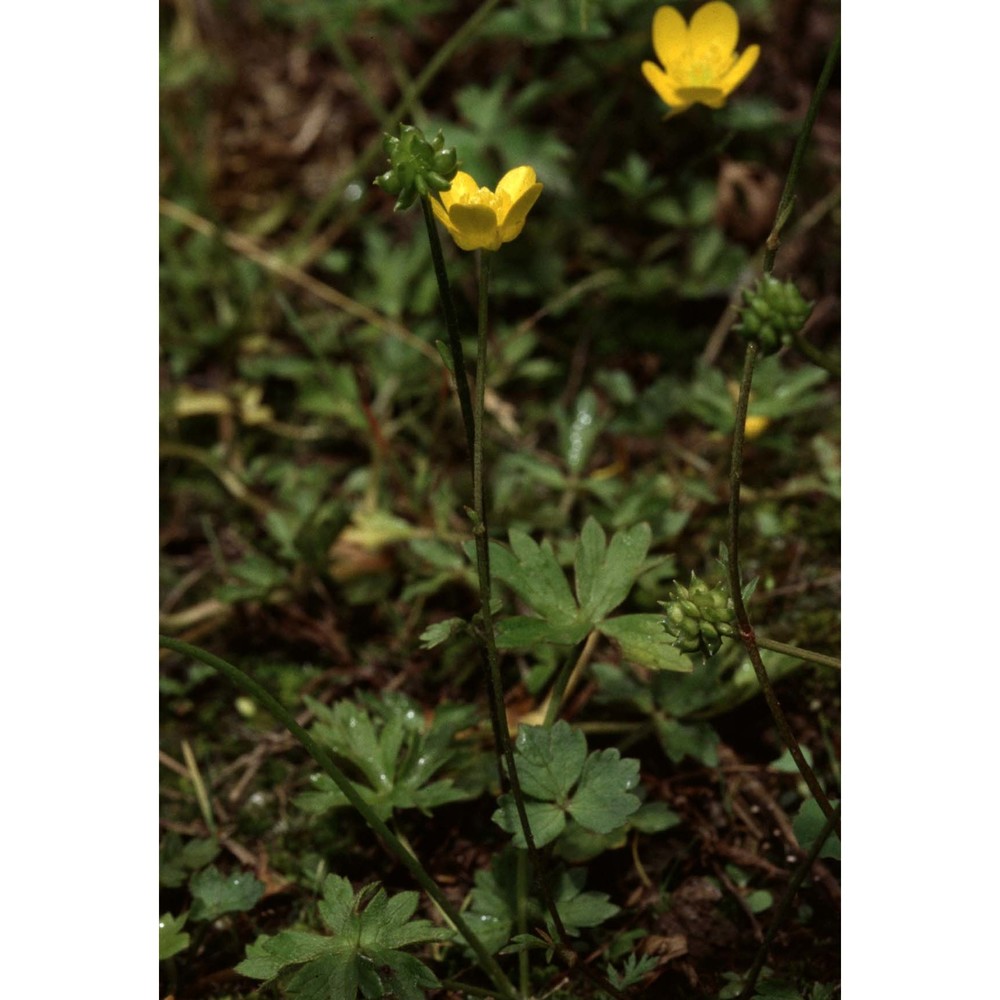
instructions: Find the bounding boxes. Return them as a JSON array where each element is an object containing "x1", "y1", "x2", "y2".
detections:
[
  {"x1": 727, "y1": 346, "x2": 838, "y2": 832},
  {"x1": 421, "y1": 197, "x2": 476, "y2": 459},
  {"x1": 754, "y1": 636, "x2": 840, "y2": 670},
  {"x1": 726, "y1": 26, "x2": 842, "y2": 836},
  {"x1": 471, "y1": 252, "x2": 574, "y2": 950},
  {"x1": 763, "y1": 29, "x2": 841, "y2": 273},
  {"x1": 542, "y1": 629, "x2": 600, "y2": 728}
]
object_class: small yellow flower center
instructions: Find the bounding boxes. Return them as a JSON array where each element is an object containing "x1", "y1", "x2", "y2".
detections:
[{"x1": 674, "y1": 42, "x2": 736, "y2": 87}]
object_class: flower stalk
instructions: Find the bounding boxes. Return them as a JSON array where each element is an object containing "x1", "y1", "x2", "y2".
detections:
[{"x1": 724, "y1": 28, "x2": 842, "y2": 836}]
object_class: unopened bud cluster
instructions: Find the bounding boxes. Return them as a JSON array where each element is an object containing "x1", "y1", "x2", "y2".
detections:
[
  {"x1": 374, "y1": 125, "x2": 459, "y2": 211},
  {"x1": 660, "y1": 574, "x2": 736, "y2": 659},
  {"x1": 734, "y1": 275, "x2": 813, "y2": 355}
]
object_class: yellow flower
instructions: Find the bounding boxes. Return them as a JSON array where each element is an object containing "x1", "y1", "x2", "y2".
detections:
[
  {"x1": 743, "y1": 414, "x2": 770, "y2": 439},
  {"x1": 641, "y1": 2, "x2": 760, "y2": 117},
  {"x1": 431, "y1": 167, "x2": 543, "y2": 252}
]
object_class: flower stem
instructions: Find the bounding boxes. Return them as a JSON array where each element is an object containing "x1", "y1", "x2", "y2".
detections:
[
  {"x1": 725, "y1": 26, "x2": 842, "y2": 838},
  {"x1": 727, "y1": 346, "x2": 838, "y2": 834},
  {"x1": 755, "y1": 636, "x2": 840, "y2": 670},
  {"x1": 790, "y1": 328, "x2": 840, "y2": 377},
  {"x1": 763, "y1": 28, "x2": 841, "y2": 273},
  {"x1": 542, "y1": 629, "x2": 600, "y2": 728},
  {"x1": 471, "y1": 252, "x2": 574, "y2": 951},
  {"x1": 158, "y1": 635, "x2": 518, "y2": 1000},
  {"x1": 421, "y1": 196, "x2": 475, "y2": 460}
]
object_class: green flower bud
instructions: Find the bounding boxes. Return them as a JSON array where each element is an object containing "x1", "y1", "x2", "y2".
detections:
[
  {"x1": 375, "y1": 169, "x2": 402, "y2": 196},
  {"x1": 734, "y1": 275, "x2": 814, "y2": 355},
  {"x1": 373, "y1": 123, "x2": 460, "y2": 213},
  {"x1": 659, "y1": 573, "x2": 736, "y2": 661},
  {"x1": 433, "y1": 148, "x2": 458, "y2": 175}
]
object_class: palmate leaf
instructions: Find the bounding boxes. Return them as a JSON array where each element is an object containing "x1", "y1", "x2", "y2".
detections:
[
  {"x1": 158, "y1": 912, "x2": 190, "y2": 961},
  {"x1": 472, "y1": 520, "x2": 690, "y2": 673},
  {"x1": 489, "y1": 529, "x2": 579, "y2": 625},
  {"x1": 493, "y1": 721, "x2": 641, "y2": 848},
  {"x1": 574, "y1": 519, "x2": 651, "y2": 623},
  {"x1": 464, "y1": 847, "x2": 620, "y2": 955},
  {"x1": 189, "y1": 865, "x2": 264, "y2": 922},
  {"x1": 294, "y1": 693, "x2": 482, "y2": 821},
  {"x1": 484, "y1": 517, "x2": 687, "y2": 670},
  {"x1": 597, "y1": 614, "x2": 693, "y2": 673},
  {"x1": 236, "y1": 875, "x2": 452, "y2": 1000}
]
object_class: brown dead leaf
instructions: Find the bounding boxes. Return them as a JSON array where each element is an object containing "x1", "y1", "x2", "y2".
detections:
[{"x1": 716, "y1": 160, "x2": 782, "y2": 246}]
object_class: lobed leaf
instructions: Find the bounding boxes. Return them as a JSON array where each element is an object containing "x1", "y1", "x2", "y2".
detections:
[
  {"x1": 189, "y1": 865, "x2": 264, "y2": 922},
  {"x1": 568, "y1": 748, "x2": 641, "y2": 833},
  {"x1": 598, "y1": 614, "x2": 693, "y2": 671},
  {"x1": 512, "y1": 721, "x2": 586, "y2": 800},
  {"x1": 490, "y1": 530, "x2": 578, "y2": 623},
  {"x1": 158, "y1": 912, "x2": 190, "y2": 961},
  {"x1": 575, "y1": 519, "x2": 652, "y2": 622}
]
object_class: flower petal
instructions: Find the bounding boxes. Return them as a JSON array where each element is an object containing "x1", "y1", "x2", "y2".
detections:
[
  {"x1": 689, "y1": 1, "x2": 739, "y2": 56},
  {"x1": 430, "y1": 195, "x2": 457, "y2": 232},
  {"x1": 496, "y1": 166, "x2": 537, "y2": 205},
  {"x1": 499, "y1": 182, "x2": 542, "y2": 242},
  {"x1": 718, "y1": 43, "x2": 760, "y2": 96},
  {"x1": 448, "y1": 202, "x2": 502, "y2": 251},
  {"x1": 440, "y1": 170, "x2": 479, "y2": 210},
  {"x1": 642, "y1": 61, "x2": 685, "y2": 108},
  {"x1": 650, "y1": 5, "x2": 688, "y2": 69}
]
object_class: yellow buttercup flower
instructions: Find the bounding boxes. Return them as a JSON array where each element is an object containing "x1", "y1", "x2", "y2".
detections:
[
  {"x1": 743, "y1": 414, "x2": 770, "y2": 440},
  {"x1": 642, "y1": 2, "x2": 760, "y2": 117},
  {"x1": 431, "y1": 167, "x2": 543, "y2": 252}
]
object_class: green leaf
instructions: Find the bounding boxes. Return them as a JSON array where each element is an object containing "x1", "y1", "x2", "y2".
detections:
[
  {"x1": 550, "y1": 868, "x2": 619, "y2": 934},
  {"x1": 754, "y1": 981, "x2": 804, "y2": 1000},
  {"x1": 237, "y1": 876, "x2": 450, "y2": 999},
  {"x1": 793, "y1": 798, "x2": 840, "y2": 860},
  {"x1": 654, "y1": 717, "x2": 719, "y2": 766},
  {"x1": 159, "y1": 834, "x2": 220, "y2": 888},
  {"x1": 294, "y1": 694, "x2": 481, "y2": 821},
  {"x1": 237, "y1": 931, "x2": 333, "y2": 980},
  {"x1": 552, "y1": 820, "x2": 628, "y2": 862},
  {"x1": 494, "y1": 615, "x2": 590, "y2": 649},
  {"x1": 489, "y1": 523, "x2": 663, "y2": 657},
  {"x1": 490, "y1": 530, "x2": 578, "y2": 624},
  {"x1": 491, "y1": 722, "x2": 644, "y2": 850},
  {"x1": 567, "y1": 748, "x2": 641, "y2": 833},
  {"x1": 598, "y1": 614, "x2": 693, "y2": 671},
  {"x1": 575, "y1": 519, "x2": 651, "y2": 622},
  {"x1": 465, "y1": 848, "x2": 619, "y2": 955},
  {"x1": 511, "y1": 721, "x2": 586, "y2": 800},
  {"x1": 464, "y1": 850, "x2": 520, "y2": 954},
  {"x1": 284, "y1": 952, "x2": 357, "y2": 1000},
  {"x1": 159, "y1": 912, "x2": 190, "y2": 960},
  {"x1": 189, "y1": 865, "x2": 264, "y2": 921},
  {"x1": 493, "y1": 795, "x2": 567, "y2": 849},
  {"x1": 418, "y1": 617, "x2": 466, "y2": 649},
  {"x1": 559, "y1": 389, "x2": 602, "y2": 475},
  {"x1": 628, "y1": 801, "x2": 681, "y2": 834},
  {"x1": 317, "y1": 874, "x2": 356, "y2": 933}
]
